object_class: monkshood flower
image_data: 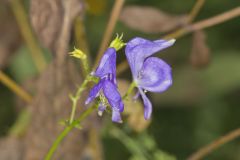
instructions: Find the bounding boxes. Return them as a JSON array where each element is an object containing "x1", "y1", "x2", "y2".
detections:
[
  {"x1": 85, "y1": 35, "x2": 125, "y2": 123},
  {"x1": 125, "y1": 37, "x2": 175, "y2": 120}
]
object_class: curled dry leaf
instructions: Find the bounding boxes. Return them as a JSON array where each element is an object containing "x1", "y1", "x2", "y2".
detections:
[
  {"x1": 190, "y1": 30, "x2": 210, "y2": 68},
  {"x1": 118, "y1": 79, "x2": 151, "y2": 132},
  {"x1": 30, "y1": 0, "x2": 84, "y2": 53},
  {"x1": 120, "y1": 5, "x2": 188, "y2": 33}
]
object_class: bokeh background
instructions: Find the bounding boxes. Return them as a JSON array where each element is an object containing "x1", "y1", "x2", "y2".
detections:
[{"x1": 0, "y1": 0, "x2": 240, "y2": 159}]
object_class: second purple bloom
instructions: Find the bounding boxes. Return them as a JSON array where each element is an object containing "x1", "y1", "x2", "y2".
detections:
[{"x1": 125, "y1": 37, "x2": 175, "y2": 120}]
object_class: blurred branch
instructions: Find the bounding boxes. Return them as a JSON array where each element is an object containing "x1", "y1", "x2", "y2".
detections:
[
  {"x1": 110, "y1": 126, "x2": 149, "y2": 160},
  {"x1": 0, "y1": 71, "x2": 32, "y2": 103},
  {"x1": 74, "y1": 16, "x2": 91, "y2": 76},
  {"x1": 187, "y1": 0, "x2": 205, "y2": 23},
  {"x1": 9, "y1": 109, "x2": 31, "y2": 137},
  {"x1": 10, "y1": 0, "x2": 47, "y2": 72},
  {"x1": 94, "y1": 0, "x2": 125, "y2": 69},
  {"x1": 187, "y1": 128, "x2": 240, "y2": 160},
  {"x1": 189, "y1": 7, "x2": 240, "y2": 31},
  {"x1": 116, "y1": 7, "x2": 240, "y2": 75}
]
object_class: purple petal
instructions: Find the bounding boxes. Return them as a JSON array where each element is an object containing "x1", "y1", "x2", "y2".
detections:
[
  {"x1": 125, "y1": 37, "x2": 175, "y2": 79},
  {"x1": 112, "y1": 109, "x2": 123, "y2": 123},
  {"x1": 98, "y1": 103, "x2": 106, "y2": 116},
  {"x1": 85, "y1": 81, "x2": 103, "y2": 105},
  {"x1": 102, "y1": 80, "x2": 124, "y2": 112},
  {"x1": 95, "y1": 48, "x2": 117, "y2": 81},
  {"x1": 138, "y1": 57, "x2": 172, "y2": 93},
  {"x1": 133, "y1": 91, "x2": 140, "y2": 101},
  {"x1": 139, "y1": 88, "x2": 152, "y2": 120}
]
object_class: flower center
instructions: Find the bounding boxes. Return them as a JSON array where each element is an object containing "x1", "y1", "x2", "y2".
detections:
[
  {"x1": 137, "y1": 70, "x2": 144, "y2": 79},
  {"x1": 102, "y1": 73, "x2": 114, "y2": 81}
]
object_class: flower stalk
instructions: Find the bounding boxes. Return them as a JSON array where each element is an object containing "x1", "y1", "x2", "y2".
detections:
[
  {"x1": 45, "y1": 79, "x2": 136, "y2": 159},
  {"x1": 69, "y1": 48, "x2": 90, "y2": 75},
  {"x1": 44, "y1": 103, "x2": 98, "y2": 160},
  {"x1": 123, "y1": 81, "x2": 136, "y2": 100},
  {"x1": 69, "y1": 74, "x2": 98, "y2": 124},
  {"x1": 0, "y1": 71, "x2": 32, "y2": 103}
]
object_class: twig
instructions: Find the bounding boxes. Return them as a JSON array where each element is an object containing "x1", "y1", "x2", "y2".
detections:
[
  {"x1": 10, "y1": 0, "x2": 47, "y2": 72},
  {"x1": 116, "y1": 7, "x2": 240, "y2": 75},
  {"x1": 189, "y1": 7, "x2": 240, "y2": 31},
  {"x1": 187, "y1": 128, "x2": 240, "y2": 160},
  {"x1": 0, "y1": 71, "x2": 32, "y2": 103},
  {"x1": 94, "y1": 0, "x2": 125, "y2": 69},
  {"x1": 187, "y1": 0, "x2": 205, "y2": 23}
]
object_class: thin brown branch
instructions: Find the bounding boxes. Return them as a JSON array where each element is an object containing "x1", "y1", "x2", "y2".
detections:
[
  {"x1": 189, "y1": 7, "x2": 240, "y2": 31},
  {"x1": 94, "y1": 0, "x2": 125, "y2": 69},
  {"x1": 187, "y1": 0, "x2": 205, "y2": 23},
  {"x1": 187, "y1": 128, "x2": 240, "y2": 160},
  {"x1": 116, "y1": 7, "x2": 240, "y2": 76},
  {"x1": 0, "y1": 71, "x2": 32, "y2": 103}
]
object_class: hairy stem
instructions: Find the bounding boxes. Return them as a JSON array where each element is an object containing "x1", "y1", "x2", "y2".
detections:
[
  {"x1": 94, "y1": 0, "x2": 125, "y2": 69},
  {"x1": 44, "y1": 103, "x2": 98, "y2": 160},
  {"x1": 45, "y1": 79, "x2": 136, "y2": 159},
  {"x1": 0, "y1": 71, "x2": 32, "y2": 103},
  {"x1": 187, "y1": 128, "x2": 240, "y2": 160},
  {"x1": 123, "y1": 81, "x2": 136, "y2": 100},
  {"x1": 69, "y1": 75, "x2": 92, "y2": 124},
  {"x1": 69, "y1": 98, "x2": 78, "y2": 124}
]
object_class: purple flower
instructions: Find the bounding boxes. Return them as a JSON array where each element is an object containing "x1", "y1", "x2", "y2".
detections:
[
  {"x1": 85, "y1": 48, "x2": 124, "y2": 123},
  {"x1": 125, "y1": 37, "x2": 175, "y2": 120}
]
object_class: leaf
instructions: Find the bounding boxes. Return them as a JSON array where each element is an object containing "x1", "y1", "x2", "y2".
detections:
[
  {"x1": 190, "y1": 30, "x2": 210, "y2": 68},
  {"x1": 120, "y1": 6, "x2": 188, "y2": 33},
  {"x1": 8, "y1": 46, "x2": 38, "y2": 83},
  {"x1": 118, "y1": 80, "x2": 151, "y2": 132}
]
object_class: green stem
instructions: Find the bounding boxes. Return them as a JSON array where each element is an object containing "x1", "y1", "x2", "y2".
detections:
[
  {"x1": 44, "y1": 125, "x2": 73, "y2": 160},
  {"x1": 44, "y1": 104, "x2": 98, "y2": 160},
  {"x1": 82, "y1": 59, "x2": 90, "y2": 76},
  {"x1": 123, "y1": 81, "x2": 136, "y2": 100},
  {"x1": 45, "y1": 80, "x2": 134, "y2": 159},
  {"x1": 69, "y1": 75, "x2": 92, "y2": 124},
  {"x1": 69, "y1": 98, "x2": 77, "y2": 124}
]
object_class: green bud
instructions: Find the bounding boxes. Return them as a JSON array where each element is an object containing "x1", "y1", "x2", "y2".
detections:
[
  {"x1": 109, "y1": 33, "x2": 126, "y2": 51},
  {"x1": 69, "y1": 47, "x2": 87, "y2": 59}
]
